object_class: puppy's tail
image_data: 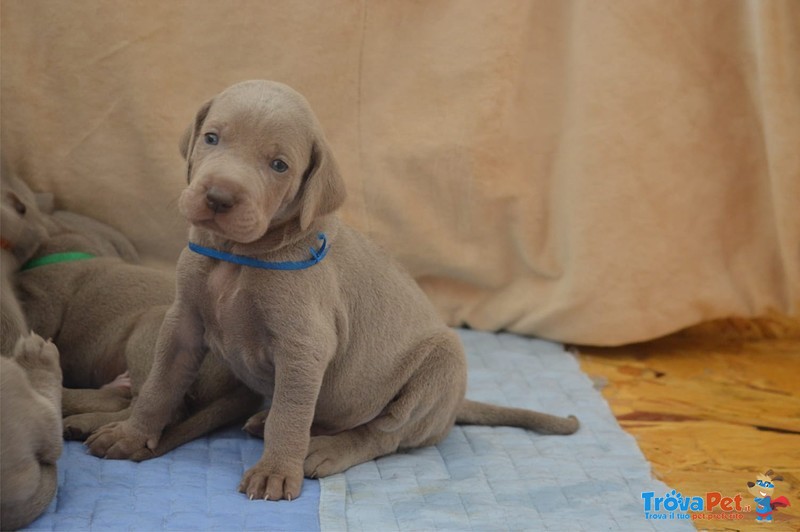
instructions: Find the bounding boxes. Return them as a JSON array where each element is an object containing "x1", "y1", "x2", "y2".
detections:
[{"x1": 456, "y1": 399, "x2": 579, "y2": 435}]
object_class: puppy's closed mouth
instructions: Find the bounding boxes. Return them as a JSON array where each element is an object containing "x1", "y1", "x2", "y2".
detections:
[
  {"x1": 180, "y1": 190, "x2": 267, "y2": 243},
  {"x1": 184, "y1": 211, "x2": 234, "y2": 239},
  {"x1": 178, "y1": 187, "x2": 221, "y2": 224},
  {"x1": 179, "y1": 188, "x2": 247, "y2": 241},
  {"x1": 192, "y1": 217, "x2": 222, "y2": 231}
]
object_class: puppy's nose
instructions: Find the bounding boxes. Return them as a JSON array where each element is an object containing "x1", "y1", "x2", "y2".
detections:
[{"x1": 206, "y1": 186, "x2": 235, "y2": 213}]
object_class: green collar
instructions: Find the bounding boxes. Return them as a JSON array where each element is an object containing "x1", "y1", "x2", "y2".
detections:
[{"x1": 21, "y1": 252, "x2": 96, "y2": 271}]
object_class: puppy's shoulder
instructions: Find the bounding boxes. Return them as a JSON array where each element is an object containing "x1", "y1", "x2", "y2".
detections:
[
  {"x1": 330, "y1": 223, "x2": 394, "y2": 267},
  {"x1": 328, "y1": 222, "x2": 423, "y2": 296}
]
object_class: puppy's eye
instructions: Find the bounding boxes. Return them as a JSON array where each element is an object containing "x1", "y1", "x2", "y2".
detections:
[
  {"x1": 270, "y1": 159, "x2": 289, "y2": 173},
  {"x1": 7, "y1": 193, "x2": 26, "y2": 215},
  {"x1": 204, "y1": 133, "x2": 219, "y2": 145}
]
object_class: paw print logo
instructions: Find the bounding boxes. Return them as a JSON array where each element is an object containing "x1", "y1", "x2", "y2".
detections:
[{"x1": 662, "y1": 490, "x2": 684, "y2": 512}]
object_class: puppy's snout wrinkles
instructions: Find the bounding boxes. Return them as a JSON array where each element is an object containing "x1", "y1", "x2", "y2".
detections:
[{"x1": 206, "y1": 186, "x2": 235, "y2": 213}]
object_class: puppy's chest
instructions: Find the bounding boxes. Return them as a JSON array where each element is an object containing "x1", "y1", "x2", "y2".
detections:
[
  {"x1": 206, "y1": 262, "x2": 242, "y2": 310},
  {"x1": 204, "y1": 263, "x2": 265, "y2": 334},
  {"x1": 203, "y1": 263, "x2": 276, "y2": 390}
]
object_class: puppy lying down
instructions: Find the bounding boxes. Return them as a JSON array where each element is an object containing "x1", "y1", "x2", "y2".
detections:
[
  {"x1": 1, "y1": 170, "x2": 63, "y2": 528},
  {"x1": 88, "y1": 80, "x2": 579, "y2": 501},
  {"x1": 1, "y1": 335, "x2": 63, "y2": 530},
  {"x1": 1, "y1": 166, "x2": 49, "y2": 355}
]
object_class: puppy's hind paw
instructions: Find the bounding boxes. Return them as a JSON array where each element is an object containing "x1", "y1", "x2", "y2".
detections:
[
  {"x1": 101, "y1": 371, "x2": 132, "y2": 395},
  {"x1": 304, "y1": 435, "x2": 356, "y2": 478},
  {"x1": 13, "y1": 334, "x2": 62, "y2": 403},
  {"x1": 13, "y1": 333, "x2": 61, "y2": 377},
  {"x1": 242, "y1": 409, "x2": 268, "y2": 438}
]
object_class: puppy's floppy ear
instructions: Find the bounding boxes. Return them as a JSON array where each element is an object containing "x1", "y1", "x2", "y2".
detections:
[
  {"x1": 179, "y1": 98, "x2": 213, "y2": 161},
  {"x1": 299, "y1": 138, "x2": 347, "y2": 230}
]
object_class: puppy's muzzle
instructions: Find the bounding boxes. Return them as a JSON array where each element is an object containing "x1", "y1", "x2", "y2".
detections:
[{"x1": 206, "y1": 186, "x2": 236, "y2": 214}]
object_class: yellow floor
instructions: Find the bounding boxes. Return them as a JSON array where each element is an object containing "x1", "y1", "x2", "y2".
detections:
[{"x1": 577, "y1": 314, "x2": 800, "y2": 531}]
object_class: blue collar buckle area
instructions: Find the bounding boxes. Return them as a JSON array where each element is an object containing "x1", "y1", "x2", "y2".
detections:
[{"x1": 188, "y1": 233, "x2": 329, "y2": 271}]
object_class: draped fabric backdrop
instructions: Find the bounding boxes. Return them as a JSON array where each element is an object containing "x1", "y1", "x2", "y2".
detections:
[{"x1": 2, "y1": 0, "x2": 797, "y2": 345}]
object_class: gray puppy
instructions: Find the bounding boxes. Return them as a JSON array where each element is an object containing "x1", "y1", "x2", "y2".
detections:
[
  {"x1": 87, "y1": 80, "x2": 578, "y2": 501},
  {"x1": 1, "y1": 334, "x2": 63, "y2": 530},
  {"x1": 1, "y1": 166, "x2": 49, "y2": 354},
  {"x1": 2, "y1": 168, "x2": 136, "y2": 418},
  {"x1": 1, "y1": 168, "x2": 63, "y2": 529}
]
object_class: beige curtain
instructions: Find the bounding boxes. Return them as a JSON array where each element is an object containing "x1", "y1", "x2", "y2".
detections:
[{"x1": 2, "y1": 0, "x2": 797, "y2": 345}]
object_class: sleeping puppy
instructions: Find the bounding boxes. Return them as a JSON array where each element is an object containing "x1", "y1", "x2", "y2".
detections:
[
  {"x1": 1, "y1": 170, "x2": 62, "y2": 528},
  {"x1": 87, "y1": 80, "x2": 578, "y2": 501},
  {"x1": 0, "y1": 334, "x2": 62, "y2": 530},
  {"x1": 14, "y1": 181, "x2": 261, "y2": 448},
  {"x1": 2, "y1": 169, "x2": 133, "y2": 417},
  {"x1": 1, "y1": 165, "x2": 50, "y2": 354}
]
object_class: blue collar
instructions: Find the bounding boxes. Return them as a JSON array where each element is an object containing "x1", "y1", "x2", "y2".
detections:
[{"x1": 188, "y1": 232, "x2": 329, "y2": 271}]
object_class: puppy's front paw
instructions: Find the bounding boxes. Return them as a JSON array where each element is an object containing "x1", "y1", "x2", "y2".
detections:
[
  {"x1": 85, "y1": 421, "x2": 156, "y2": 461},
  {"x1": 238, "y1": 459, "x2": 303, "y2": 501}
]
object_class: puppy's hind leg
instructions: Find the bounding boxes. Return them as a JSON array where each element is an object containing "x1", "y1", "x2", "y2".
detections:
[
  {"x1": 304, "y1": 332, "x2": 466, "y2": 478},
  {"x1": 126, "y1": 387, "x2": 263, "y2": 461},
  {"x1": 304, "y1": 422, "x2": 403, "y2": 479},
  {"x1": 62, "y1": 384, "x2": 132, "y2": 417}
]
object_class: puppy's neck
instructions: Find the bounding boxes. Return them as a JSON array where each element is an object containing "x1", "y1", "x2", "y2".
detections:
[{"x1": 32, "y1": 224, "x2": 105, "y2": 259}]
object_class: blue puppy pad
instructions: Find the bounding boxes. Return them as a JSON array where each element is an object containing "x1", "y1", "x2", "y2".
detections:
[
  {"x1": 317, "y1": 329, "x2": 692, "y2": 531},
  {"x1": 25, "y1": 426, "x2": 320, "y2": 531},
  {"x1": 25, "y1": 329, "x2": 688, "y2": 531}
]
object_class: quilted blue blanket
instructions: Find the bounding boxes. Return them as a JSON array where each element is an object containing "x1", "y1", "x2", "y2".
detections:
[{"x1": 26, "y1": 330, "x2": 689, "y2": 531}]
